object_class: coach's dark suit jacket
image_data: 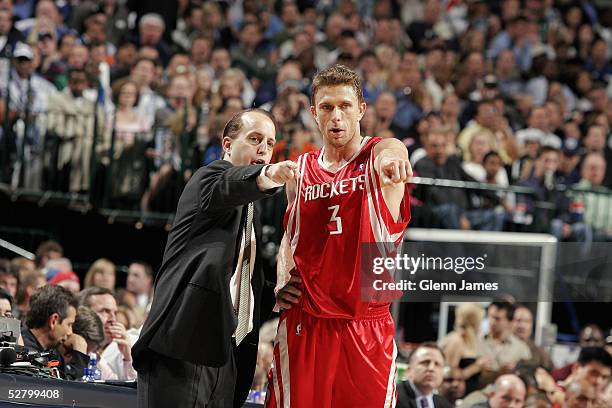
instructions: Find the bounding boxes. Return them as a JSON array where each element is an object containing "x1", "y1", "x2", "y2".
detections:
[
  {"x1": 397, "y1": 380, "x2": 454, "y2": 408},
  {"x1": 132, "y1": 160, "x2": 279, "y2": 406}
]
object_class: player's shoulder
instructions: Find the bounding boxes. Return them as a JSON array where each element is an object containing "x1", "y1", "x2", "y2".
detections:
[{"x1": 298, "y1": 148, "x2": 322, "y2": 163}]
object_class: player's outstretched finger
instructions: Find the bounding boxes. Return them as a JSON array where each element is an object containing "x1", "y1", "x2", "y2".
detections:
[
  {"x1": 399, "y1": 161, "x2": 407, "y2": 182},
  {"x1": 405, "y1": 161, "x2": 413, "y2": 178},
  {"x1": 392, "y1": 161, "x2": 401, "y2": 183}
]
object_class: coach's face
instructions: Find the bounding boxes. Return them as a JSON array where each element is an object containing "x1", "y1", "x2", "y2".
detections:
[
  {"x1": 223, "y1": 111, "x2": 276, "y2": 166},
  {"x1": 311, "y1": 84, "x2": 366, "y2": 148}
]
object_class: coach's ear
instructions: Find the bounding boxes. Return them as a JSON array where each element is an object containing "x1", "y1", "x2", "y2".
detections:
[{"x1": 222, "y1": 136, "x2": 232, "y2": 158}]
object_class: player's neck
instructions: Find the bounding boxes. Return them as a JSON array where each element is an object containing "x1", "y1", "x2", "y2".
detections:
[{"x1": 323, "y1": 133, "x2": 365, "y2": 165}]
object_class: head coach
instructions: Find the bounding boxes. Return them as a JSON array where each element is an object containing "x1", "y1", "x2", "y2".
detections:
[{"x1": 132, "y1": 108, "x2": 299, "y2": 408}]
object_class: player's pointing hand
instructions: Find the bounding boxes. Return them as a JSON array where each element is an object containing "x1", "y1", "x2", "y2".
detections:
[{"x1": 378, "y1": 157, "x2": 412, "y2": 186}]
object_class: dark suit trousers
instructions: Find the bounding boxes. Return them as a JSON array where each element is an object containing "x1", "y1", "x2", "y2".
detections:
[{"x1": 137, "y1": 348, "x2": 236, "y2": 408}]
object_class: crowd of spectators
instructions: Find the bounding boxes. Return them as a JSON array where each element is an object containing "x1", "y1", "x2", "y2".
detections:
[
  {"x1": 0, "y1": 239, "x2": 611, "y2": 404},
  {"x1": 0, "y1": 239, "x2": 152, "y2": 381},
  {"x1": 0, "y1": 0, "x2": 610, "y2": 242}
]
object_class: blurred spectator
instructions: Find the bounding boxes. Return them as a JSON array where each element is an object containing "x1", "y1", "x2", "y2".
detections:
[
  {"x1": 564, "y1": 380, "x2": 600, "y2": 408},
  {"x1": 571, "y1": 153, "x2": 612, "y2": 241},
  {"x1": 0, "y1": 260, "x2": 18, "y2": 299},
  {"x1": 471, "y1": 374, "x2": 527, "y2": 408},
  {"x1": 171, "y1": 4, "x2": 205, "y2": 53},
  {"x1": 126, "y1": 261, "x2": 153, "y2": 316},
  {"x1": 512, "y1": 305, "x2": 554, "y2": 371},
  {"x1": 110, "y1": 39, "x2": 137, "y2": 82},
  {"x1": 438, "y1": 366, "x2": 466, "y2": 407},
  {"x1": 71, "y1": 305, "x2": 130, "y2": 380},
  {"x1": 9, "y1": 256, "x2": 34, "y2": 280},
  {"x1": 17, "y1": 0, "x2": 69, "y2": 40},
  {"x1": 34, "y1": 239, "x2": 63, "y2": 269},
  {"x1": 108, "y1": 78, "x2": 150, "y2": 209},
  {"x1": 5, "y1": 42, "x2": 56, "y2": 189},
  {"x1": 130, "y1": 57, "x2": 164, "y2": 128},
  {"x1": 45, "y1": 67, "x2": 106, "y2": 193},
  {"x1": 79, "y1": 286, "x2": 137, "y2": 380},
  {"x1": 518, "y1": 147, "x2": 591, "y2": 244},
  {"x1": 424, "y1": 47, "x2": 454, "y2": 110},
  {"x1": 0, "y1": 287, "x2": 12, "y2": 316},
  {"x1": 477, "y1": 301, "x2": 531, "y2": 381},
  {"x1": 116, "y1": 305, "x2": 136, "y2": 330},
  {"x1": 0, "y1": 7, "x2": 25, "y2": 57},
  {"x1": 49, "y1": 270, "x2": 80, "y2": 294},
  {"x1": 458, "y1": 99, "x2": 519, "y2": 166},
  {"x1": 83, "y1": 258, "x2": 116, "y2": 290},
  {"x1": 21, "y1": 284, "x2": 88, "y2": 380},
  {"x1": 516, "y1": 106, "x2": 562, "y2": 149},
  {"x1": 397, "y1": 342, "x2": 453, "y2": 408},
  {"x1": 231, "y1": 22, "x2": 276, "y2": 85},
  {"x1": 43, "y1": 257, "x2": 72, "y2": 280},
  {"x1": 136, "y1": 13, "x2": 172, "y2": 66},
  {"x1": 440, "y1": 302, "x2": 488, "y2": 394},
  {"x1": 15, "y1": 267, "x2": 45, "y2": 317},
  {"x1": 415, "y1": 130, "x2": 501, "y2": 230},
  {"x1": 558, "y1": 346, "x2": 612, "y2": 394}
]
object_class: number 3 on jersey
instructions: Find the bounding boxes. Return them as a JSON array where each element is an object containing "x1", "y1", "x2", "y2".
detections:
[{"x1": 328, "y1": 205, "x2": 343, "y2": 235}]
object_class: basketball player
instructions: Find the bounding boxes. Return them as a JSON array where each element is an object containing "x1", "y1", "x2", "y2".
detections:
[{"x1": 266, "y1": 65, "x2": 412, "y2": 407}]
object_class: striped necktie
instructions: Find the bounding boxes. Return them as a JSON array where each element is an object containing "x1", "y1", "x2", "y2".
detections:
[{"x1": 235, "y1": 202, "x2": 254, "y2": 345}]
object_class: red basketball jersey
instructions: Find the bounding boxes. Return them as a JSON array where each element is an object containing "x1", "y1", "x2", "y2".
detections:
[{"x1": 284, "y1": 137, "x2": 411, "y2": 319}]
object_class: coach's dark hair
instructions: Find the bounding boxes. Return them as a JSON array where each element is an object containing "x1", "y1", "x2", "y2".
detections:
[
  {"x1": 222, "y1": 108, "x2": 276, "y2": 140},
  {"x1": 26, "y1": 285, "x2": 78, "y2": 329},
  {"x1": 78, "y1": 286, "x2": 114, "y2": 308},
  {"x1": 577, "y1": 346, "x2": 612, "y2": 368},
  {"x1": 408, "y1": 341, "x2": 446, "y2": 365}
]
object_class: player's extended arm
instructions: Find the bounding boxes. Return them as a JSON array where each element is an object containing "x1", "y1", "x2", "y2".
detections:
[{"x1": 372, "y1": 138, "x2": 412, "y2": 221}]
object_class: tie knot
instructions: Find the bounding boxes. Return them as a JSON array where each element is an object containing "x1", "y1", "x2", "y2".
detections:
[{"x1": 420, "y1": 397, "x2": 429, "y2": 408}]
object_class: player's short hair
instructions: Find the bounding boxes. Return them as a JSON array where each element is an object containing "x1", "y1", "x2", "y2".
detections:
[
  {"x1": 222, "y1": 108, "x2": 276, "y2": 140},
  {"x1": 311, "y1": 64, "x2": 364, "y2": 106}
]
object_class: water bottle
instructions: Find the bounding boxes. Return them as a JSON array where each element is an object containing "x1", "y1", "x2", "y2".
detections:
[{"x1": 82, "y1": 353, "x2": 101, "y2": 382}]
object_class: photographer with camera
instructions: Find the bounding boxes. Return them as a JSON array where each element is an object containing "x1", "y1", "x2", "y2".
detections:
[{"x1": 20, "y1": 285, "x2": 89, "y2": 380}]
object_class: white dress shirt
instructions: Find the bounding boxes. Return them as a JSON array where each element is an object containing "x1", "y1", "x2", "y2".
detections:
[{"x1": 230, "y1": 166, "x2": 282, "y2": 336}]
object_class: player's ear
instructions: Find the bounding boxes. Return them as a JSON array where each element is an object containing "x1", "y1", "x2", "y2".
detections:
[
  {"x1": 310, "y1": 105, "x2": 318, "y2": 124},
  {"x1": 359, "y1": 102, "x2": 366, "y2": 120}
]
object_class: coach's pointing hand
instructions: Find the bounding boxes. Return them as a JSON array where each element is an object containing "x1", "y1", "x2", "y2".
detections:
[{"x1": 266, "y1": 161, "x2": 299, "y2": 185}]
